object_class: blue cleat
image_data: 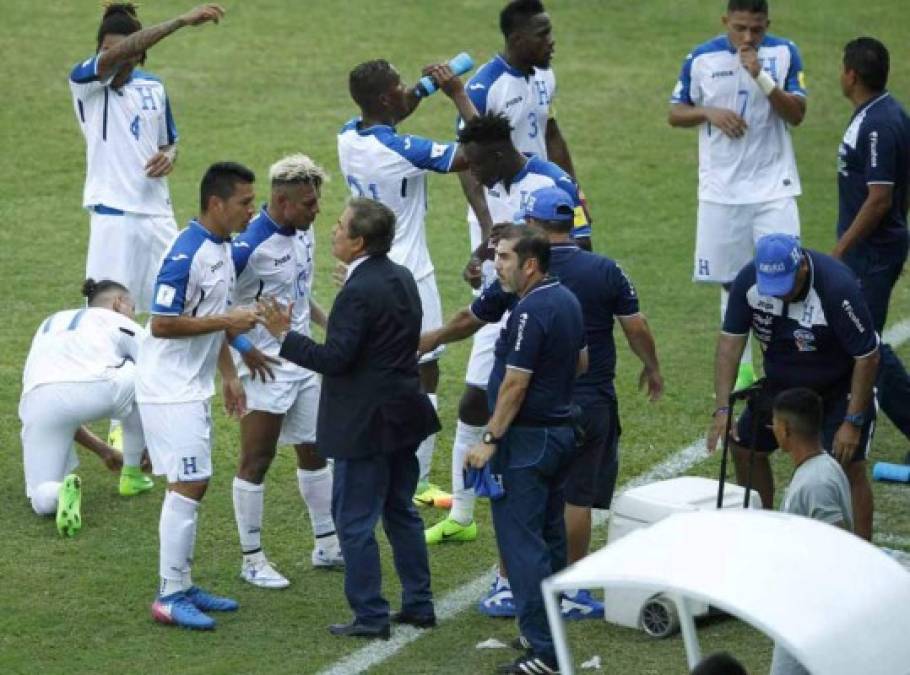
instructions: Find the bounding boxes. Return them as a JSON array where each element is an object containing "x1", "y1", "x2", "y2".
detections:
[
  {"x1": 151, "y1": 592, "x2": 215, "y2": 630},
  {"x1": 478, "y1": 578, "x2": 516, "y2": 618},
  {"x1": 185, "y1": 586, "x2": 239, "y2": 612},
  {"x1": 561, "y1": 589, "x2": 604, "y2": 620}
]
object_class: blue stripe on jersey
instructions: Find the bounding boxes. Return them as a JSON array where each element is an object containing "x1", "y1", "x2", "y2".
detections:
[
  {"x1": 164, "y1": 95, "x2": 179, "y2": 144},
  {"x1": 232, "y1": 208, "x2": 291, "y2": 277},
  {"x1": 70, "y1": 55, "x2": 100, "y2": 83},
  {"x1": 340, "y1": 118, "x2": 359, "y2": 134},
  {"x1": 524, "y1": 156, "x2": 582, "y2": 204},
  {"x1": 464, "y1": 56, "x2": 514, "y2": 116},
  {"x1": 150, "y1": 221, "x2": 220, "y2": 315},
  {"x1": 359, "y1": 124, "x2": 457, "y2": 174},
  {"x1": 671, "y1": 36, "x2": 731, "y2": 105},
  {"x1": 129, "y1": 69, "x2": 161, "y2": 83}
]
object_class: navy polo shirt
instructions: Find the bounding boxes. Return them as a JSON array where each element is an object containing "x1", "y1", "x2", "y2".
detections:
[
  {"x1": 486, "y1": 279, "x2": 585, "y2": 426},
  {"x1": 723, "y1": 250, "x2": 879, "y2": 392},
  {"x1": 837, "y1": 92, "x2": 910, "y2": 248}
]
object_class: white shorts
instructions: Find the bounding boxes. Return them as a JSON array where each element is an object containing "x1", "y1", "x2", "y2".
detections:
[
  {"x1": 140, "y1": 400, "x2": 213, "y2": 483},
  {"x1": 86, "y1": 210, "x2": 179, "y2": 313},
  {"x1": 465, "y1": 320, "x2": 503, "y2": 388},
  {"x1": 417, "y1": 273, "x2": 445, "y2": 364},
  {"x1": 19, "y1": 372, "x2": 136, "y2": 498},
  {"x1": 243, "y1": 373, "x2": 321, "y2": 445},
  {"x1": 693, "y1": 197, "x2": 801, "y2": 283}
]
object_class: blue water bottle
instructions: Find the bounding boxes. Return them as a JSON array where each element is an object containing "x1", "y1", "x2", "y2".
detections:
[
  {"x1": 414, "y1": 52, "x2": 474, "y2": 98},
  {"x1": 872, "y1": 462, "x2": 910, "y2": 483}
]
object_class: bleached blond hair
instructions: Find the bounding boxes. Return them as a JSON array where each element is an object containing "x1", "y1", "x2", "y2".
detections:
[{"x1": 268, "y1": 153, "x2": 328, "y2": 188}]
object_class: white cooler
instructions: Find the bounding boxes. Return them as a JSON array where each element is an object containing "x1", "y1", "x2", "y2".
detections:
[{"x1": 602, "y1": 476, "x2": 761, "y2": 637}]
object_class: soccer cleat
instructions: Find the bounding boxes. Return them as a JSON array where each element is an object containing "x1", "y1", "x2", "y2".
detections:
[
  {"x1": 56, "y1": 474, "x2": 82, "y2": 537},
  {"x1": 107, "y1": 423, "x2": 123, "y2": 452},
  {"x1": 152, "y1": 592, "x2": 216, "y2": 630},
  {"x1": 497, "y1": 654, "x2": 559, "y2": 674},
  {"x1": 413, "y1": 482, "x2": 452, "y2": 509},
  {"x1": 511, "y1": 635, "x2": 531, "y2": 651},
  {"x1": 560, "y1": 590, "x2": 604, "y2": 620},
  {"x1": 425, "y1": 517, "x2": 478, "y2": 545},
  {"x1": 119, "y1": 465, "x2": 154, "y2": 497},
  {"x1": 240, "y1": 557, "x2": 290, "y2": 589},
  {"x1": 733, "y1": 363, "x2": 755, "y2": 392},
  {"x1": 312, "y1": 546, "x2": 345, "y2": 569},
  {"x1": 185, "y1": 586, "x2": 239, "y2": 612},
  {"x1": 478, "y1": 579, "x2": 516, "y2": 618}
]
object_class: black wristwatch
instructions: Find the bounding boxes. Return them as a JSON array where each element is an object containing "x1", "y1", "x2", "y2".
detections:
[
  {"x1": 843, "y1": 412, "x2": 866, "y2": 427},
  {"x1": 482, "y1": 431, "x2": 500, "y2": 445}
]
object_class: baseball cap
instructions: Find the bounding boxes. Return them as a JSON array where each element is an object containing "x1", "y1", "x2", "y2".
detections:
[
  {"x1": 755, "y1": 233, "x2": 802, "y2": 296},
  {"x1": 524, "y1": 187, "x2": 575, "y2": 222}
]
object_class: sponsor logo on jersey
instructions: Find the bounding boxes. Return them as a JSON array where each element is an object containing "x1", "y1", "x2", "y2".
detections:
[
  {"x1": 274, "y1": 253, "x2": 291, "y2": 266},
  {"x1": 514, "y1": 312, "x2": 528, "y2": 351},
  {"x1": 170, "y1": 253, "x2": 189, "y2": 261},
  {"x1": 210, "y1": 260, "x2": 224, "y2": 273},
  {"x1": 469, "y1": 83, "x2": 486, "y2": 91},
  {"x1": 841, "y1": 300, "x2": 866, "y2": 333},
  {"x1": 504, "y1": 95, "x2": 523, "y2": 108},
  {"x1": 711, "y1": 70, "x2": 735, "y2": 79}
]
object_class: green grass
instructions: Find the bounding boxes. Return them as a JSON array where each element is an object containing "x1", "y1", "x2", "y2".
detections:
[{"x1": 1, "y1": 1, "x2": 908, "y2": 673}]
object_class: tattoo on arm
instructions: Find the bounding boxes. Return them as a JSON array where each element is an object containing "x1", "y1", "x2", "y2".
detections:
[{"x1": 98, "y1": 18, "x2": 185, "y2": 78}]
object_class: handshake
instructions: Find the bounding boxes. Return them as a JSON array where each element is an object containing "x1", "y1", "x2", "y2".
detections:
[{"x1": 224, "y1": 297, "x2": 293, "y2": 338}]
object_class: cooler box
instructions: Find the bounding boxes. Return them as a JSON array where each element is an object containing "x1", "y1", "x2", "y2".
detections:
[{"x1": 602, "y1": 476, "x2": 761, "y2": 637}]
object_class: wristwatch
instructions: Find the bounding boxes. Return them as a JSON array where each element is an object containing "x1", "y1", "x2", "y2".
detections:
[
  {"x1": 844, "y1": 412, "x2": 867, "y2": 427},
  {"x1": 482, "y1": 431, "x2": 500, "y2": 445}
]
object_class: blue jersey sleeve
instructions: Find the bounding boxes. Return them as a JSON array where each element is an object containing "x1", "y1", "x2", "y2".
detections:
[
  {"x1": 70, "y1": 55, "x2": 100, "y2": 83},
  {"x1": 860, "y1": 122, "x2": 899, "y2": 184},
  {"x1": 826, "y1": 278, "x2": 879, "y2": 358},
  {"x1": 609, "y1": 263, "x2": 640, "y2": 317},
  {"x1": 506, "y1": 309, "x2": 547, "y2": 373},
  {"x1": 784, "y1": 41, "x2": 807, "y2": 96},
  {"x1": 470, "y1": 280, "x2": 516, "y2": 323},
  {"x1": 722, "y1": 266, "x2": 755, "y2": 335},
  {"x1": 384, "y1": 133, "x2": 457, "y2": 174},
  {"x1": 670, "y1": 53, "x2": 694, "y2": 105},
  {"x1": 150, "y1": 251, "x2": 192, "y2": 316},
  {"x1": 164, "y1": 95, "x2": 178, "y2": 144},
  {"x1": 231, "y1": 239, "x2": 255, "y2": 278}
]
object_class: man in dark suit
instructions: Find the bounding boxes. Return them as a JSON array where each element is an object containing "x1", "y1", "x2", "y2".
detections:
[{"x1": 259, "y1": 197, "x2": 439, "y2": 639}]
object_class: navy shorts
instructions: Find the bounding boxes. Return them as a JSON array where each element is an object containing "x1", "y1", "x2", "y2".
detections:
[
  {"x1": 565, "y1": 399, "x2": 621, "y2": 508},
  {"x1": 734, "y1": 381, "x2": 874, "y2": 462}
]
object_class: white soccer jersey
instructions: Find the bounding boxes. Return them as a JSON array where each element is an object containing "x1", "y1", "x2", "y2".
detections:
[
  {"x1": 136, "y1": 221, "x2": 234, "y2": 403},
  {"x1": 69, "y1": 54, "x2": 177, "y2": 216},
  {"x1": 337, "y1": 120, "x2": 457, "y2": 280},
  {"x1": 232, "y1": 207, "x2": 315, "y2": 381},
  {"x1": 671, "y1": 34, "x2": 806, "y2": 205},
  {"x1": 22, "y1": 307, "x2": 144, "y2": 396}
]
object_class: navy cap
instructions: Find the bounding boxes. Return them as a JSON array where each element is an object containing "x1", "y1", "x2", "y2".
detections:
[
  {"x1": 524, "y1": 187, "x2": 575, "y2": 222},
  {"x1": 755, "y1": 234, "x2": 802, "y2": 296}
]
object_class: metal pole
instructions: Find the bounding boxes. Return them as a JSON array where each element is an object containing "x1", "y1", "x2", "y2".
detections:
[
  {"x1": 543, "y1": 580, "x2": 574, "y2": 675},
  {"x1": 673, "y1": 593, "x2": 702, "y2": 670}
]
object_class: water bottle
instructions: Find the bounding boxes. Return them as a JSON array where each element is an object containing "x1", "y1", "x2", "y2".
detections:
[
  {"x1": 414, "y1": 52, "x2": 474, "y2": 98},
  {"x1": 872, "y1": 462, "x2": 910, "y2": 483}
]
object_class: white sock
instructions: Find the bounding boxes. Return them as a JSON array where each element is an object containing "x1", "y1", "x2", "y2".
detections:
[
  {"x1": 496, "y1": 572, "x2": 511, "y2": 591},
  {"x1": 450, "y1": 420, "x2": 482, "y2": 525},
  {"x1": 184, "y1": 511, "x2": 197, "y2": 588},
  {"x1": 119, "y1": 405, "x2": 144, "y2": 469},
  {"x1": 721, "y1": 288, "x2": 752, "y2": 370},
  {"x1": 159, "y1": 490, "x2": 198, "y2": 597},
  {"x1": 232, "y1": 477, "x2": 264, "y2": 555},
  {"x1": 415, "y1": 394, "x2": 439, "y2": 484},
  {"x1": 31, "y1": 481, "x2": 62, "y2": 515},
  {"x1": 298, "y1": 467, "x2": 337, "y2": 549}
]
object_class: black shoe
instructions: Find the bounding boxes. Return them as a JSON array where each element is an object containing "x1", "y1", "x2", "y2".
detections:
[
  {"x1": 509, "y1": 635, "x2": 530, "y2": 651},
  {"x1": 391, "y1": 611, "x2": 437, "y2": 628},
  {"x1": 496, "y1": 654, "x2": 559, "y2": 674},
  {"x1": 328, "y1": 620, "x2": 391, "y2": 640}
]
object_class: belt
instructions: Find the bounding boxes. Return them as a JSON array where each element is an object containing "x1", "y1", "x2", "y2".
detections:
[{"x1": 91, "y1": 204, "x2": 125, "y2": 215}]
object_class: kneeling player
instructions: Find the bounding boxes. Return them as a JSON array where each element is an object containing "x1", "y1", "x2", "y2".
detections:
[
  {"x1": 230, "y1": 154, "x2": 342, "y2": 589},
  {"x1": 19, "y1": 278, "x2": 149, "y2": 536}
]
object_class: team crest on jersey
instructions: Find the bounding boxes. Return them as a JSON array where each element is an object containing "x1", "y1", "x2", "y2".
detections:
[
  {"x1": 430, "y1": 143, "x2": 446, "y2": 158},
  {"x1": 793, "y1": 328, "x2": 816, "y2": 352}
]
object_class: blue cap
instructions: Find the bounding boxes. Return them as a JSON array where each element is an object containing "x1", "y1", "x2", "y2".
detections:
[
  {"x1": 524, "y1": 187, "x2": 575, "y2": 222},
  {"x1": 463, "y1": 464, "x2": 505, "y2": 500},
  {"x1": 755, "y1": 234, "x2": 802, "y2": 296}
]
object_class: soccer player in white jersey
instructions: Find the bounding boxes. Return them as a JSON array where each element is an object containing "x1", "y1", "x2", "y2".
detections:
[
  {"x1": 669, "y1": 0, "x2": 807, "y2": 390},
  {"x1": 69, "y1": 2, "x2": 224, "y2": 312},
  {"x1": 137, "y1": 163, "x2": 260, "y2": 631},
  {"x1": 229, "y1": 154, "x2": 342, "y2": 588},
  {"x1": 338, "y1": 60, "x2": 479, "y2": 508},
  {"x1": 19, "y1": 279, "x2": 147, "y2": 536},
  {"x1": 425, "y1": 112, "x2": 588, "y2": 618}
]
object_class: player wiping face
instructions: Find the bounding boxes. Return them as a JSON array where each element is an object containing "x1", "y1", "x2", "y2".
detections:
[{"x1": 718, "y1": 8, "x2": 769, "y2": 139}]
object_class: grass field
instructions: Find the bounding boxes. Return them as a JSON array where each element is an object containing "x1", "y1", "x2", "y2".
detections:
[{"x1": 1, "y1": 1, "x2": 909, "y2": 673}]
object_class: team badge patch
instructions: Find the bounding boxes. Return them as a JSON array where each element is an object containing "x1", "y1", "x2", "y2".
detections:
[{"x1": 155, "y1": 284, "x2": 176, "y2": 308}]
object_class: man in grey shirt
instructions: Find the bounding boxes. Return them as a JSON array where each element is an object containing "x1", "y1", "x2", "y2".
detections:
[{"x1": 769, "y1": 387, "x2": 854, "y2": 674}]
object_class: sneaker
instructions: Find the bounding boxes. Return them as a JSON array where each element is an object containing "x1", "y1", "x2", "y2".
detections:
[
  {"x1": 56, "y1": 474, "x2": 82, "y2": 537},
  {"x1": 185, "y1": 586, "x2": 239, "y2": 612},
  {"x1": 425, "y1": 517, "x2": 478, "y2": 545},
  {"x1": 561, "y1": 590, "x2": 604, "y2": 620},
  {"x1": 312, "y1": 546, "x2": 345, "y2": 569},
  {"x1": 734, "y1": 363, "x2": 755, "y2": 391},
  {"x1": 478, "y1": 579, "x2": 516, "y2": 618},
  {"x1": 510, "y1": 635, "x2": 531, "y2": 651},
  {"x1": 413, "y1": 482, "x2": 452, "y2": 509},
  {"x1": 497, "y1": 654, "x2": 559, "y2": 674},
  {"x1": 240, "y1": 557, "x2": 290, "y2": 589},
  {"x1": 151, "y1": 592, "x2": 216, "y2": 630},
  {"x1": 107, "y1": 423, "x2": 123, "y2": 452},
  {"x1": 119, "y1": 465, "x2": 154, "y2": 497}
]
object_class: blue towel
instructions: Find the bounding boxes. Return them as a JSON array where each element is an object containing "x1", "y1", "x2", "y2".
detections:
[{"x1": 464, "y1": 464, "x2": 505, "y2": 500}]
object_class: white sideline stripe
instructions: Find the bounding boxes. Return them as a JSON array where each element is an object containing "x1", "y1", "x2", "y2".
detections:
[{"x1": 320, "y1": 317, "x2": 910, "y2": 675}]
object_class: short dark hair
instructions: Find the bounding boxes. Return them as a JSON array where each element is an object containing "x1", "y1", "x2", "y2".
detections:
[
  {"x1": 533, "y1": 214, "x2": 573, "y2": 235},
  {"x1": 347, "y1": 197, "x2": 395, "y2": 255},
  {"x1": 773, "y1": 388, "x2": 823, "y2": 440},
  {"x1": 500, "y1": 0, "x2": 546, "y2": 37},
  {"x1": 97, "y1": 3, "x2": 143, "y2": 58},
  {"x1": 727, "y1": 0, "x2": 768, "y2": 13},
  {"x1": 844, "y1": 37, "x2": 890, "y2": 91},
  {"x1": 349, "y1": 59, "x2": 399, "y2": 114},
  {"x1": 82, "y1": 277, "x2": 128, "y2": 306},
  {"x1": 499, "y1": 225, "x2": 550, "y2": 273},
  {"x1": 457, "y1": 112, "x2": 514, "y2": 147},
  {"x1": 199, "y1": 162, "x2": 256, "y2": 213},
  {"x1": 691, "y1": 651, "x2": 748, "y2": 675}
]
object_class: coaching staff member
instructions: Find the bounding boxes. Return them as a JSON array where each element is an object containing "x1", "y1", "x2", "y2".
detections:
[
  {"x1": 708, "y1": 234, "x2": 879, "y2": 540},
  {"x1": 260, "y1": 198, "x2": 439, "y2": 639},
  {"x1": 464, "y1": 226, "x2": 586, "y2": 675}
]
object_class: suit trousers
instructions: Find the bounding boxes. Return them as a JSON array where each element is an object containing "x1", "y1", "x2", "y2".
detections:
[
  {"x1": 332, "y1": 449, "x2": 433, "y2": 626},
  {"x1": 490, "y1": 425, "x2": 577, "y2": 665}
]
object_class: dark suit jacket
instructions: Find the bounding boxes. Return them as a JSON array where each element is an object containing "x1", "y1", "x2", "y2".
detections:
[{"x1": 279, "y1": 254, "x2": 440, "y2": 459}]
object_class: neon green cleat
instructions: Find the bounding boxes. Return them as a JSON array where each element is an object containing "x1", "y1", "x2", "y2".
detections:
[
  {"x1": 734, "y1": 363, "x2": 756, "y2": 392},
  {"x1": 413, "y1": 482, "x2": 452, "y2": 509},
  {"x1": 107, "y1": 422, "x2": 123, "y2": 451},
  {"x1": 425, "y1": 517, "x2": 478, "y2": 545},
  {"x1": 119, "y1": 465, "x2": 154, "y2": 497},
  {"x1": 56, "y1": 474, "x2": 82, "y2": 537}
]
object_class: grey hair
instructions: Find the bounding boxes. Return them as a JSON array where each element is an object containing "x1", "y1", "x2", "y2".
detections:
[{"x1": 268, "y1": 153, "x2": 328, "y2": 188}]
